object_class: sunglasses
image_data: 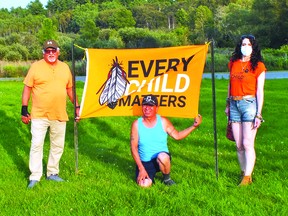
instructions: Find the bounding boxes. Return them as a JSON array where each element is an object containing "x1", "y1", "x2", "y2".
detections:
[
  {"x1": 44, "y1": 49, "x2": 57, "y2": 54},
  {"x1": 241, "y1": 34, "x2": 255, "y2": 40}
]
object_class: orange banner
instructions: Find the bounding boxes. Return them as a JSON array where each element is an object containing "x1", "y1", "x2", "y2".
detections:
[{"x1": 79, "y1": 44, "x2": 209, "y2": 118}]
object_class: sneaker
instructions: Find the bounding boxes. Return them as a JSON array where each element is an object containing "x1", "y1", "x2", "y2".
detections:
[
  {"x1": 163, "y1": 178, "x2": 176, "y2": 186},
  {"x1": 27, "y1": 180, "x2": 39, "y2": 189},
  {"x1": 47, "y1": 174, "x2": 64, "y2": 182},
  {"x1": 238, "y1": 176, "x2": 252, "y2": 186}
]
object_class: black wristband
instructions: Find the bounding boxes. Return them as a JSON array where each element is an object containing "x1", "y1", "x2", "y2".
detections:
[{"x1": 21, "y1": 105, "x2": 30, "y2": 116}]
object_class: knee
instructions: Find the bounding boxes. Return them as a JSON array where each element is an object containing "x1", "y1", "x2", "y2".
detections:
[
  {"x1": 243, "y1": 143, "x2": 255, "y2": 151},
  {"x1": 236, "y1": 145, "x2": 245, "y2": 152},
  {"x1": 157, "y1": 152, "x2": 170, "y2": 164}
]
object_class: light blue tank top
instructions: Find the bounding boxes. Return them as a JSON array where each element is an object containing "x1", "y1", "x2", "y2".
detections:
[{"x1": 138, "y1": 114, "x2": 168, "y2": 162}]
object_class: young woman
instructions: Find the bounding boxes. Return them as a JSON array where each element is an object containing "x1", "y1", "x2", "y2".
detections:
[{"x1": 225, "y1": 35, "x2": 266, "y2": 186}]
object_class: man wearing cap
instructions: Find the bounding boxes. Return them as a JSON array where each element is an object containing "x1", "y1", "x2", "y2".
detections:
[
  {"x1": 130, "y1": 94, "x2": 202, "y2": 187},
  {"x1": 21, "y1": 39, "x2": 80, "y2": 189}
]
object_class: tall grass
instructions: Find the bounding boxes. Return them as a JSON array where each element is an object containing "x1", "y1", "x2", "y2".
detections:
[{"x1": 0, "y1": 79, "x2": 287, "y2": 215}]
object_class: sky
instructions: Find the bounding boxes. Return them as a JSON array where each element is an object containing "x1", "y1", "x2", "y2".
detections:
[{"x1": 0, "y1": 0, "x2": 49, "y2": 10}]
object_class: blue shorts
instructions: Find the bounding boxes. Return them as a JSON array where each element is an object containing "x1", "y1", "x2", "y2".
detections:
[
  {"x1": 135, "y1": 152, "x2": 171, "y2": 183},
  {"x1": 229, "y1": 97, "x2": 257, "y2": 122}
]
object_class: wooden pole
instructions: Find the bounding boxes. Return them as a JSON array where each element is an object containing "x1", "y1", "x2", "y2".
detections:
[{"x1": 211, "y1": 39, "x2": 219, "y2": 179}]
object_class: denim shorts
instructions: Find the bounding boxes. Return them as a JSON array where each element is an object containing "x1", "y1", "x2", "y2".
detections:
[{"x1": 229, "y1": 97, "x2": 257, "y2": 122}]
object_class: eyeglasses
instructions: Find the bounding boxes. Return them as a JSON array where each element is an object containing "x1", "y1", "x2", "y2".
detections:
[
  {"x1": 241, "y1": 34, "x2": 255, "y2": 40},
  {"x1": 44, "y1": 49, "x2": 57, "y2": 54}
]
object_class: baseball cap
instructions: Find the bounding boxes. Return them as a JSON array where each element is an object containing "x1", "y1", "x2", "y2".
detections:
[
  {"x1": 142, "y1": 95, "x2": 158, "y2": 106},
  {"x1": 43, "y1": 40, "x2": 58, "y2": 50}
]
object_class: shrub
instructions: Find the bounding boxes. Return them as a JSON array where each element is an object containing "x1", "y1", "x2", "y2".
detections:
[
  {"x1": 10, "y1": 44, "x2": 29, "y2": 61},
  {"x1": 0, "y1": 38, "x2": 6, "y2": 45},
  {"x1": 21, "y1": 65, "x2": 30, "y2": 77},
  {"x1": 75, "y1": 60, "x2": 86, "y2": 76},
  {"x1": 5, "y1": 33, "x2": 21, "y2": 45},
  {"x1": 2, "y1": 65, "x2": 17, "y2": 77},
  {"x1": 1, "y1": 65, "x2": 29, "y2": 77},
  {"x1": 57, "y1": 34, "x2": 75, "y2": 61},
  {"x1": 205, "y1": 52, "x2": 230, "y2": 72},
  {"x1": 0, "y1": 45, "x2": 9, "y2": 60},
  {"x1": 29, "y1": 47, "x2": 42, "y2": 60},
  {"x1": 140, "y1": 35, "x2": 160, "y2": 48},
  {"x1": 157, "y1": 32, "x2": 180, "y2": 47},
  {"x1": 262, "y1": 47, "x2": 288, "y2": 70},
  {"x1": 98, "y1": 29, "x2": 117, "y2": 41},
  {"x1": 66, "y1": 60, "x2": 86, "y2": 76},
  {"x1": 4, "y1": 51, "x2": 22, "y2": 61},
  {"x1": 94, "y1": 37, "x2": 124, "y2": 48},
  {"x1": 95, "y1": 29, "x2": 124, "y2": 48},
  {"x1": 118, "y1": 27, "x2": 150, "y2": 48},
  {"x1": 263, "y1": 53, "x2": 284, "y2": 71}
]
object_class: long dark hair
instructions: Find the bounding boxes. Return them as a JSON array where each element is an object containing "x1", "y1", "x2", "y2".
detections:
[{"x1": 230, "y1": 35, "x2": 264, "y2": 71}]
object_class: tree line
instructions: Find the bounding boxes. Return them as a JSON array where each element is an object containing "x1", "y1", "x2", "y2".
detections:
[{"x1": 0, "y1": 0, "x2": 287, "y2": 63}]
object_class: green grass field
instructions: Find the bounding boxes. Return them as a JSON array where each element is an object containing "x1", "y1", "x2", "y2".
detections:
[{"x1": 0, "y1": 79, "x2": 287, "y2": 215}]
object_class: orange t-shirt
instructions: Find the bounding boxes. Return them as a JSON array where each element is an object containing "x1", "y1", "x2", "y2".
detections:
[
  {"x1": 228, "y1": 60, "x2": 266, "y2": 96},
  {"x1": 24, "y1": 59, "x2": 73, "y2": 121}
]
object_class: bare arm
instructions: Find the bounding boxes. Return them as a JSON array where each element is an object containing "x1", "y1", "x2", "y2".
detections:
[
  {"x1": 163, "y1": 114, "x2": 202, "y2": 140},
  {"x1": 225, "y1": 82, "x2": 231, "y2": 116},
  {"x1": 256, "y1": 72, "x2": 265, "y2": 115},
  {"x1": 254, "y1": 72, "x2": 265, "y2": 128},
  {"x1": 22, "y1": 85, "x2": 32, "y2": 106},
  {"x1": 67, "y1": 87, "x2": 80, "y2": 120},
  {"x1": 130, "y1": 120, "x2": 149, "y2": 183},
  {"x1": 67, "y1": 87, "x2": 79, "y2": 106}
]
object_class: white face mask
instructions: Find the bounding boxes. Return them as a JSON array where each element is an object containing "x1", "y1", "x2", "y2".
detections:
[{"x1": 241, "y1": 46, "x2": 252, "y2": 56}]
